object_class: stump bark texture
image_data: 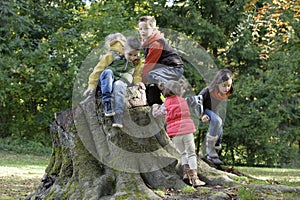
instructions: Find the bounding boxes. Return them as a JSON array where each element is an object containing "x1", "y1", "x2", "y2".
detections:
[{"x1": 26, "y1": 91, "x2": 237, "y2": 200}]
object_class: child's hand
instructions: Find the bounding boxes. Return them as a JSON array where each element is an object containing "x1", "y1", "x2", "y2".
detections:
[
  {"x1": 83, "y1": 88, "x2": 94, "y2": 97},
  {"x1": 135, "y1": 82, "x2": 146, "y2": 90},
  {"x1": 152, "y1": 104, "x2": 166, "y2": 118},
  {"x1": 201, "y1": 114, "x2": 210, "y2": 123}
]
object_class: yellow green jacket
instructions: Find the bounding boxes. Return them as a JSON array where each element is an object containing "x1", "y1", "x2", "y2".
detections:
[{"x1": 87, "y1": 39, "x2": 143, "y2": 90}]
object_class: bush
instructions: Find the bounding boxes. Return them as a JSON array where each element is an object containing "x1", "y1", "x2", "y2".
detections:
[{"x1": 0, "y1": 136, "x2": 52, "y2": 156}]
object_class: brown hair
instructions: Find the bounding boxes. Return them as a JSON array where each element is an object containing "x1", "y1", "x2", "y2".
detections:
[
  {"x1": 208, "y1": 69, "x2": 234, "y2": 93},
  {"x1": 163, "y1": 80, "x2": 183, "y2": 97},
  {"x1": 138, "y1": 16, "x2": 156, "y2": 28},
  {"x1": 125, "y1": 36, "x2": 141, "y2": 50}
]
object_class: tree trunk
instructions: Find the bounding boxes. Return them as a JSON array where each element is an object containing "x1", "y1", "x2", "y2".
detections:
[{"x1": 26, "y1": 93, "x2": 237, "y2": 200}]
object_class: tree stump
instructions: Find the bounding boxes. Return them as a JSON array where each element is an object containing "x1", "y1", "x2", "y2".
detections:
[{"x1": 26, "y1": 89, "x2": 237, "y2": 200}]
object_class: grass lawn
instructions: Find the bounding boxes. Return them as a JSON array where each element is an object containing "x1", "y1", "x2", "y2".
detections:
[
  {"x1": 0, "y1": 150, "x2": 299, "y2": 199},
  {"x1": 0, "y1": 151, "x2": 50, "y2": 200},
  {"x1": 235, "y1": 166, "x2": 300, "y2": 186}
]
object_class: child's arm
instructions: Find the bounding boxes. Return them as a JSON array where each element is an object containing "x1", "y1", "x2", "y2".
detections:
[
  {"x1": 152, "y1": 104, "x2": 166, "y2": 118},
  {"x1": 83, "y1": 53, "x2": 113, "y2": 96},
  {"x1": 133, "y1": 59, "x2": 143, "y2": 84}
]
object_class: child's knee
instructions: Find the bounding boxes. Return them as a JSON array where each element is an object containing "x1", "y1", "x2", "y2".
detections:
[{"x1": 211, "y1": 116, "x2": 222, "y2": 127}]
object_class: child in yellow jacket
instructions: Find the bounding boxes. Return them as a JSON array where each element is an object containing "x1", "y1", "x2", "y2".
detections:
[{"x1": 83, "y1": 33, "x2": 144, "y2": 128}]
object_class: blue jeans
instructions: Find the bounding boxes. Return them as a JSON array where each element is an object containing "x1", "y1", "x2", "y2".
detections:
[
  {"x1": 146, "y1": 64, "x2": 184, "y2": 84},
  {"x1": 205, "y1": 109, "x2": 223, "y2": 138},
  {"x1": 99, "y1": 69, "x2": 127, "y2": 114}
]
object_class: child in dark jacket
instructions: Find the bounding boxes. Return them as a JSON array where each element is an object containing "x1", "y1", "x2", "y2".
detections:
[
  {"x1": 187, "y1": 69, "x2": 234, "y2": 165},
  {"x1": 138, "y1": 16, "x2": 184, "y2": 105},
  {"x1": 152, "y1": 80, "x2": 206, "y2": 188}
]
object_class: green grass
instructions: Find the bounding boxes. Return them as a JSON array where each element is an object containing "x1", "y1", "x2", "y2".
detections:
[
  {"x1": 0, "y1": 151, "x2": 50, "y2": 200},
  {"x1": 236, "y1": 166, "x2": 300, "y2": 186},
  {"x1": 0, "y1": 151, "x2": 300, "y2": 199}
]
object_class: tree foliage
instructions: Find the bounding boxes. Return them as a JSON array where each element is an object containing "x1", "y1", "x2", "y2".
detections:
[{"x1": 0, "y1": 0, "x2": 299, "y2": 167}]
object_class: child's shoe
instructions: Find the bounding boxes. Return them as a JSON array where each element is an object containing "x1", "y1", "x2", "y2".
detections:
[
  {"x1": 207, "y1": 156, "x2": 224, "y2": 165},
  {"x1": 157, "y1": 81, "x2": 164, "y2": 90},
  {"x1": 195, "y1": 95, "x2": 204, "y2": 116},
  {"x1": 215, "y1": 143, "x2": 222, "y2": 151},
  {"x1": 146, "y1": 84, "x2": 163, "y2": 106},
  {"x1": 188, "y1": 169, "x2": 206, "y2": 187},
  {"x1": 112, "y1": 113, "x2": 123, "y2": 128},
  {"x1": 182, "y1": 164, "x2": 191, "y2": 185},
  {"x1": 104, "y1": 101, "x2": 115, "y2": 117},
  {"x1": 186, "y1": 95, "x2": 203, "y2": 117}
]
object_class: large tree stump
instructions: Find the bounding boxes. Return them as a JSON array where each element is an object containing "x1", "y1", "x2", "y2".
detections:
[{"x1": 26, "y1": 93, "x2": 238, "y2": 200}]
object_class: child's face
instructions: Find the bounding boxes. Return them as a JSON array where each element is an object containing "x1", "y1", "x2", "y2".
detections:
[
  {"x1": 217, "y1": 79, "x2": 232, "y2": 95},
  {"x1": 124, "y1": 47, "x2": 139, "y2": 63},
  {"x1": 138, "y1": 22, "x2": 154, "y2": 40}
]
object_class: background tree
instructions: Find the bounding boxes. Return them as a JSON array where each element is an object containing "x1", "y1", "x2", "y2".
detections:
[
  {"x1": 223, "y1": 0, "x2": 300, "y2": 166},
  {"x1": 0, "y1": 0, "x2": 299, "y2": 167},
  {"x1": 0, "y1": 0, "x2": 87, "y2": 146}
]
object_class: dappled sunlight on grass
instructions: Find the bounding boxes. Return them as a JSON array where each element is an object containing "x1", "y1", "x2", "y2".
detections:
[
  {"x1": 0, "y1": 174, "x2": 42, "y2": 200},
  {"x1": 236, "y1": 166, "x2": 300, "y2": 185},
  {"x1": 0, "y1": 151, "x2": 49, "y2": 200},
  {"x1": 0, "y1": 166, "x2": 46, "y2": 178}
]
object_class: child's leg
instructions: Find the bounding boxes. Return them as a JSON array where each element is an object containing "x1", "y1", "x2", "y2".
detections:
[
  {"x1": 205, "y1": 110, "x2": 223, "y2": 138},
  {"x1": 100, "y1": 69, "x2": 115, "y2": 116},
  {"x1": 113, "y1": 80, "x2": 127, "y2": 114},
  {"x1": 145, "y1": 65, "x2": 183, "y2": 106},
  {"x1": 145, "y1": 84, "x2": 163, "y2": 106},
  {"x1": 184, "y1": 133, "x2": 206, "y2": 187},
  {"x1": 171, "y1": 135, "x2": 187, "y2": 165},
  {"x1": 111, "y1": 80, "x2": 127, "y2": 128},
  {"x1": 100, "y1": 69, "x2": 114, "y2": 102},
  {"x1": 204, "y1": 110, "x2": 224, "y2": 165},
  {"x1": 146, "y1": 65, "x2": 184, "y2": 85},
  {"x1": 171, "y1": 135, "x2": 190, "y2": 184},
  {"x1": 183, "y1": 134, "x2": 197, "y2": 170}
]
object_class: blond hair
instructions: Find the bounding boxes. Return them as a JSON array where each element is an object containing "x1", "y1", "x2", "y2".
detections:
[
  {"x1": 138, "y1": 16, "x2": 157, "y2": 28},
  {"x1": 104, "y1": 33, "x2": 126, "y2": 49}
]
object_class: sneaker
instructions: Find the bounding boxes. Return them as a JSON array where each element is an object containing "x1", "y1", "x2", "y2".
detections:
[
  {"x1": 112, "y1": 113, "x2": 123, "y2": 128},
  {"x1": 207, "y1": 156, "x2": 224, "y2": 165},
  {"x1": 195, "y1": 95, "x2": 203, "y2": 116},
  {"x1": 146, "y1": 84, "x2": 163, "y2": 106},
  {"x1": 103, "y1": 101, "x2": 115, "y2": 117},
  {"x1": 215, "y1": 144, "x2": 222, "y2": 150},
  {"x1": 186, "y1": 95, "x2": 197, "y2": 107},
  {"x1": 157, "y1": 81, "x2": 164, "y2": 90},
  {"x1": 186, "y1": 95, "x2": 203, "y2": 116}
]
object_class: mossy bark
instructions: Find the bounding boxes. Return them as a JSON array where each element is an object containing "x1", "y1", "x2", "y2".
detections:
[{"x1": 26, "y1": 95, "x2": 237, "y2": 200}]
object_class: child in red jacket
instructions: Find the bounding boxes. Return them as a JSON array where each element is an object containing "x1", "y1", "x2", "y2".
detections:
[
  {"x1": 152, "y1": 80, "x2": 205, "y2": 188},
  {"x1": 138, "y1": 16, "x2": 184, "y2": 105}
]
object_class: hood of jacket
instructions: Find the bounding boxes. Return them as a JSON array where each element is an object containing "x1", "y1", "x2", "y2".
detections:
[
  {"x1": 142, "y1": 31, "x2": 164, "y2": 47},
  {"x1": 108, "y1": 39, "x2": 125, "y2": 55}
]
